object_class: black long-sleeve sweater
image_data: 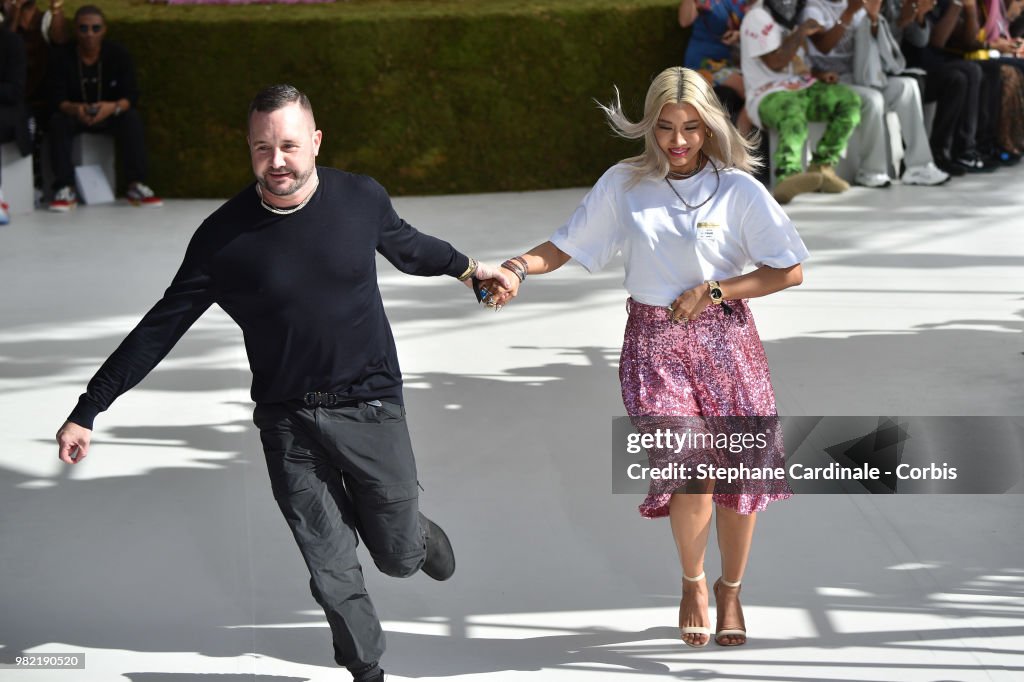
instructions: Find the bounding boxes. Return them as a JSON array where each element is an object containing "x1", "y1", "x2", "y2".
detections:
[{"x1": 68, "y1": 167, "x2": 469, "y2": 429}]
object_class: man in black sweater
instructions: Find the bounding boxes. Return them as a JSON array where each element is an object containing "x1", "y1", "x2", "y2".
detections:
[{"x1": 55, "y1": 84, "x2": 510, "y2": 682}]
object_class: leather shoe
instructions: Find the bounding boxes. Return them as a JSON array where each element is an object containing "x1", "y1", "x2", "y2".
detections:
[{"x1": 420, "y1": 512, "x2": 455, "y2": 580}]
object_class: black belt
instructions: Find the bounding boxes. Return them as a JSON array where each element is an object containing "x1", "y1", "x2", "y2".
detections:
[{"x1": 302, "y1": 392, "x2": 361, "y2": 408}]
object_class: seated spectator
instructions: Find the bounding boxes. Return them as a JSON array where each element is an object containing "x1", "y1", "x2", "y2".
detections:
[
  {"x1": 931, "y1": 0, "x2": 1018, "y2": 165},
  {"x1": 802, "y1": 0, "x2": 950, "y2": 186},
  {"x1": 3, "y1": 0, "x2": 71, "y2": 194},
  {"x1": 47, "y1": 4, "x2": 161, "y2": 211},
  {"x1": 883, "y1": 0, "x2": 979, "y2": 176},
  {"x1": 977, "y1": 0, "x2": 1024, "y2": 159},
  {"x1": 681, "y1": 0, "x2": 775, "y2": 186},
  {"x1": 681, "y1": 0, "x2": 754, "y2": 133},
  {"x1": 0, "y1": 15, "x2": 31, "y2": 224},
  {"x1": 740, "y1": 0, "x2": 863, "y2": 204},
  {"x1": 3, "y1": 0, "x2": 69, "y2": 114}
]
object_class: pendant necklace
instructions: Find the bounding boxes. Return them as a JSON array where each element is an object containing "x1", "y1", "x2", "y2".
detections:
[{"x1": 665, "y1": 153, "x2": 721, "y2": 210}]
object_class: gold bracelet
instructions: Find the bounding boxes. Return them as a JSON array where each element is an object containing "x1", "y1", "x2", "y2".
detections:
[{"x1": 457, "y1": 257, "x2": 478, "y2": 281}]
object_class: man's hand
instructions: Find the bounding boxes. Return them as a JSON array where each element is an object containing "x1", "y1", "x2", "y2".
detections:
[
  {"x1": 473, "y1": 260, "x2": 513, "y2": 290},
  {"x1": 864, "y1": 0, "x2": 882, "y2": 20},
  {"x1": 74, "y1": 103, "x2": 94, "y2": 126},
  {"x1": 88, "y1": 101, "x2": 117, "y2": 126},
  {"x1": 846, "y1": 0, "x2": 866, "y2": 14},
  {"x1": 56, "y1": 421, "x2": 91, "y2": 464},
  {"x1": 461, "y1": 260, "x2": 514, "y2": 308}
]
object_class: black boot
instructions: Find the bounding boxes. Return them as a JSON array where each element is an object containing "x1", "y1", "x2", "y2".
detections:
[{"x1": 419, "y1": 512, "x2": 455, "y2": 581}]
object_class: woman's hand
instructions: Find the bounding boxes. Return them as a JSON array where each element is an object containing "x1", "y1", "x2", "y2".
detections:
[
  {"x1": 668, "y1": 283, "x2": 711, "y2": 323},
  {"x1": 473, "y1": 269, "x2": 521, "y2": 309}
]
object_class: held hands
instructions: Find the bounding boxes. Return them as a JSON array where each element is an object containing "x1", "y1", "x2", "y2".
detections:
[
  {"x1": 89, "y1": 101, "x2": 117, "y2": 126},
  {"x1": 461, "y1": 259, "x2": 514, "y2": 309},
  {"x1": 79, "y1": 101, "x2": 117, "y2": 127},
  {"x1": 56, "y1": 421, "x2": 91, "y2": 464},
  {"x1": 470, "y1": 257, "x2": 526, "y2": 310}
]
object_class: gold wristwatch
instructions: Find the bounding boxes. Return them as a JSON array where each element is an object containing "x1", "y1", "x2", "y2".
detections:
[{"x1": 706, "y1": 280, "x2": 724, "y2": 305}]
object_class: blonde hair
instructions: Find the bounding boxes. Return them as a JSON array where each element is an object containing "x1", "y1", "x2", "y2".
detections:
[{"x1": 598, "y1": 67, "x2": 762, "y2": 184}]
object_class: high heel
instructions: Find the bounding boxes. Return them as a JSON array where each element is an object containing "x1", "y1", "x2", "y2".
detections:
[
  {"x1": 713, "y1": 577, "x2": 747, "y2": 646},
  {"x1": 680, "y1": 571, "x2": 711, "y2": 648}
]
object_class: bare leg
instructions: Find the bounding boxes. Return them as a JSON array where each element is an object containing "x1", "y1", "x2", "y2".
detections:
[
  {"x1": 714, "y1": 505, "x2": 756, "y2": 645},
  {"x1": 669, "y1": 480, "x2": 714, "y2": 646}
]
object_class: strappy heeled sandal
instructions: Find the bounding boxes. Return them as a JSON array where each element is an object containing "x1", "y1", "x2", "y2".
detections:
[
  {"x1": 713, "y1": 577, "x2": 747, "y2": 646},
  {"x1": 679, "y1": 571, "x2": 712, "y2": 648}
]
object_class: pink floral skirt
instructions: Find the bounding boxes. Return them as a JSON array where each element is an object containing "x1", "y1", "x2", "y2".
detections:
[{"x1": 619, "y1": 298, "x2": 791, "y2": 518}]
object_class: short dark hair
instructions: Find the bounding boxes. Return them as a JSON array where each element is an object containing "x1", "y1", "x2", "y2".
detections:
[
  {"x1": 248, "y1": 84, "x2": 314, "y2": 123},
  {"x1": 74, "y1": 5, "x2": 106, "y2": 22}
]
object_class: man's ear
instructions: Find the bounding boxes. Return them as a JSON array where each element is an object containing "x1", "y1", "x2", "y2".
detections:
[{"x1": 312, "y1": 130, "x2": 323, "y2": 156}]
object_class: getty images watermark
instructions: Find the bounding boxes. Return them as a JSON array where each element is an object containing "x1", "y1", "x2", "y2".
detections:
[{"x1": 612, "y1": 416, "x2": 1024, "y2": 494}]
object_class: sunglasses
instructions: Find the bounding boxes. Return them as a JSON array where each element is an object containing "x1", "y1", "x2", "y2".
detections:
[{"x1": 78, "y1": 24, "x2": 104, "y2": 34}]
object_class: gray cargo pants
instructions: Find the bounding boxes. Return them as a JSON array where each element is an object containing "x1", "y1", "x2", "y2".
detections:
[{"x1": 253, "y1": 400, "x2": 426, "y2": 677}]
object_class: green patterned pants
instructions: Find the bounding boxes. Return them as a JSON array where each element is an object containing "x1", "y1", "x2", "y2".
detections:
[{"x1": 759, "y1": 82, "x2": 861, "y2": 179}]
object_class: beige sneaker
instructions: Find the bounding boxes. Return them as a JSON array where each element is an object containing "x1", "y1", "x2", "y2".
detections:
[
  {"x1": 808, "y1": 163, "x2": 850, "y2": 193},
  {"x1": 772, "y1": 172, "x2": 823, "y2": 205}
]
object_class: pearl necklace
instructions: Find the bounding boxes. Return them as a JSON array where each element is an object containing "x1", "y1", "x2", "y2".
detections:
[{"x1": 255, "y1": 175, "x2": 319, "y2": 215}]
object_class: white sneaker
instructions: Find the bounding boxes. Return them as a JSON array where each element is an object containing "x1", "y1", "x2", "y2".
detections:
[
  {"x1": 902, "y1": 162, "x2": 951, "y2": 186},
  {"x1": 49, "y1": 186, "x2": 78, "y2": 212},
  {"x1": 854, "y1": 170, "x2": 892, "y2": 188},
  {"x1": 126, "y1": 182, "x2": 163, "y2": 208}
]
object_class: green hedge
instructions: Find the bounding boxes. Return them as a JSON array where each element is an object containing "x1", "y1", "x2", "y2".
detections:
[{"x1": 99, "y1": 1, "x2": 685, "y2": 196}]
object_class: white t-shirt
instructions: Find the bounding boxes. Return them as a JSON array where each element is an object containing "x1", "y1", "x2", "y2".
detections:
[
  {"x1": 801, "y1": 0, "x2": 866, "y2": 74},
  {"x1": 740, "y1": 5, "x2": 817, "y2": 129},
  {"x1": 549, "y1": 162, "x2": 809, "y2": 308}
]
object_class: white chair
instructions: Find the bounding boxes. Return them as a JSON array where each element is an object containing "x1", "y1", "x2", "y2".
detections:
[
  {"x1": 1, "y1": 141, "x2": 35, "y2": 214},
  {"x1": 73, "y1": 133, "x2": 117, "y2": 198}
]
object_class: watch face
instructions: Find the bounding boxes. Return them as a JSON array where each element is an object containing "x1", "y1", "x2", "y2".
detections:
[{"x1": 711, "y1": 287, "x2": 723, "y2": 299}]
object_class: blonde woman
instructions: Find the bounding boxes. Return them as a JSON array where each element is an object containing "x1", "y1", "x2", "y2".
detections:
[{"x1": 482, "y1": 67, "x2": 805, "y2": 647}]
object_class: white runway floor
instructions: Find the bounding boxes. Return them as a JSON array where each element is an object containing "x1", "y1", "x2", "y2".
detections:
[{"x1": 2, "y1": 169, "x2": 1023, "y2": 682}]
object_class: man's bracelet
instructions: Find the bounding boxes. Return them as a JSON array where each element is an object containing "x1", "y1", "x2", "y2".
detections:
[{"x1": 457, "y1": 257, "x2": 478, "y2": 281}]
